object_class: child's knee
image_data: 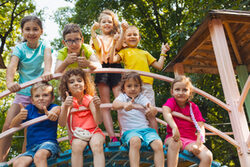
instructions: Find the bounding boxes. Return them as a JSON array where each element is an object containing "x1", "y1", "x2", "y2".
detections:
[
  {"x1": 91, "y1": 140, "x2": 104, "y2": 153},
  {"x1": 129, "y1": 137, "x2": 141, "y2": 149},
  {"x1": 167, "y1": 139, "x2": 182, "y2": 151},
  {"x1": 34, "y1": 151, "x2": 49, "y2": 164},
  {"x1": 200, "y1": 149, "x2": 213, "y2": 163},
  {"x1": 151, "y1": 139, "x2": 163, "y2": 151}
]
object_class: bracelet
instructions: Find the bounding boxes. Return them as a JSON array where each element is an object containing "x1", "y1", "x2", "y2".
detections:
[{"x1": 160, "y1": 53, "x2": 168, "y2": 57}]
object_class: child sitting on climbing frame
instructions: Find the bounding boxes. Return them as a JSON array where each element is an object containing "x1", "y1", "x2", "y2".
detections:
[
  {"x1": 58, "y1": 68, "x2": 105, "y2": 167},
  {"x1": 55, "y1": 23, "x2": 101, "y2": 73},
  {"x1": 112, "y1": 71, "x2": 164, "y2": 167},
  {"x1": 162, "y1": 75, "x2": 213, "y2": 167},
  {"x1": 10, "y1": 82, "x2": 61, "y2": 167}
]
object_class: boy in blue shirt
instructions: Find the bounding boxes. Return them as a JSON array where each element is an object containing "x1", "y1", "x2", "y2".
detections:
[{"x1": 10, "y1": 82, "x2": 61, "y2": 167}]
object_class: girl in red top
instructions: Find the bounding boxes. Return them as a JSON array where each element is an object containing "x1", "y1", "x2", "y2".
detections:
[
  {"x1": 162, "y1": 75, "x2": 213, "y2": 167},
  {"x1": 58, "y1": 68, "x2": 105, "y2": 167}
]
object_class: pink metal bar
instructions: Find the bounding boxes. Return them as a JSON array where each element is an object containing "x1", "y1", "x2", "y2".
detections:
[{"x1": 238, "y1": 76, "x2": 250, "y2": 111}]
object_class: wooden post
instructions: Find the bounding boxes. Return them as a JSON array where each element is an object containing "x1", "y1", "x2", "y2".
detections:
[
  {"x1": 236, "y1": 65, "x2": 250, "y2": 122},
  {"x1": 209, "y1": 19, "x2": 250, "y2": 166},
  {"x1": 173, "y1": 63, "x2": 184, "y2": 77}
]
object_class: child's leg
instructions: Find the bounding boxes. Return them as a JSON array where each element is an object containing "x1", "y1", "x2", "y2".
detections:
[
  {"x1": 129, "y1": 136, "x2": 141, "y2": 167},
  {"x1": 185, "y1": 143, "x2": 213, "y2": 167},
  {"x1": 89, "y1": 133, "x2": 105, "y2": 167},
  {"x1": 71, "y1": 138, "x2": 88, "y2": 167},
  {"x1": 150, "y1": 139, "x2": 164, "y2": 167},
  {"x1": 13, "y1": 156, "x2": 33, "y2": 167},
  {"x1": 97, "y1": 83, "x2": 116, "y2": 140},
  {"x1": 33, "y1": 149, "x2": 51, "y2": 167},
  {"x1": 0, "y1": 103, "x2": 20, "y2": 161},
  {"x1": 165, "y1": 137, "x2": 182, "y2": 167}
]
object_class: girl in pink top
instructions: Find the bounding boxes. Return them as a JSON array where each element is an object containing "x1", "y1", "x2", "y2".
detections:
[
  {"x1": 162, "y1": 75, "x2": 213, "y2": 167},
  {"x1": 58, "y1": 68, "x2": 105, "y2": 167}
]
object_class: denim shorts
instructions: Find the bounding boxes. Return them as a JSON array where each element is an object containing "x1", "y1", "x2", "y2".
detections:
[
  {"x1": 21, "y1": 141, "x2": 60, "y2": 159},
  {"x1": 121, "y1": 128, "x2": 161, "y2": 148}
]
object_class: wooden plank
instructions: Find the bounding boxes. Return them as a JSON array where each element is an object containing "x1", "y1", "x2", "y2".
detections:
[{"x1": 209, "y1": 18, "x2": 250, "y2": 166}]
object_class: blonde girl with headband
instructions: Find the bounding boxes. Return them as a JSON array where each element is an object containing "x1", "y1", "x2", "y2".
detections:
[
  {"x1": 162, "y1": 75, "x2": 213, "y2": 167},
  {"x1": 91, "y1": 9, "x2": 122, "y2": 142}
]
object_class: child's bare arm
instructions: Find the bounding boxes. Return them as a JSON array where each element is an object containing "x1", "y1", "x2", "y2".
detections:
[
  {"x1": 58, "y1": 92, "x2": 72, "y2": 127},
  {"x1": 44, "y1": 106, "x2": 61, "y2": 122},
  {"x1": 116, "y1": 21, "x2": 128, "y2": 51},
  {"x1": 41, "y1": 47, "x2": 52, "y2": 81},
  {"x1": 151, "y1": 43, "x2": 170, "y2": 70},
  {"x1": 6, "y1": 56, "x2": 21, "y2": 92},
  {"x1": 55, "y1": 53, "x2": 78, "y2": 73},
  {"x1": 109, "y1": 33, "x2": 121, "y2": 64},
  {"x1": 162, "y1": 106, "x2": 180, "y2": 141},
  {"x1": 196, "y1": 121, "x2": 205, "y2": 144},
  {"x1": 9, "y1": 104, "x2": 27, "y2": 128},
  {"x1": 89, "y1": 96, "x2": 102, "y2": 124},
  {"x1": 91, "y1": 22, "x2": 101, "y2": 51},
  {"x1": 78, "y1": 50, "x2": 101, "y2": 70}
]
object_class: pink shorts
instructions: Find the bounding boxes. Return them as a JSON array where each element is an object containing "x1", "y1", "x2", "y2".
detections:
[
  {"x1": 13, "y1": 94, "x2": 31, "y2": 107},
  {"x1": 165, "y1": 136, "x2": 196, "y2": 151}
]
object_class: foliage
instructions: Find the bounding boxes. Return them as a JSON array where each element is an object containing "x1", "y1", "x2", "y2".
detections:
[{"x1": 0, "y1": 0, "x2": 36, "y2": 68}]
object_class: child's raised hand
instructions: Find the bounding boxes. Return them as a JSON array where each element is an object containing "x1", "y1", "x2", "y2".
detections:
[
  {"x1": 161, "y1": 43, "x2": 170, "y2": 54},
  {"x1": 113, "y1": 33, "x2": 120, "y2": 42},
  {"x1": 145, "y1": 103, "x2": 157, "y2": 117},
  {"x1": 65, "y1": 52, "x2": 78, "y2": 65},
  {"x1": 44, "y1": 106, "x2": 58, "y2": 121},
  {"x1": 124, "y1": 97, "x2": 134, "y2": 111},
  {"x1": 121, "y1": 20, "x2": 128, "y2": 32},
  {"x1": 93, "y1": 95, "x2": 101, "y2": 111},
  {"x1": 64, "y1": 91, "x2": 73, "y2": 107},
  {"x1": 7, "y1": 82, "x2": 21, "y2": 92},
  {"x1": 91, "y1": 22, "x2": 100, "y2": 31},
  {"x1": 18, "y1": 103, "x2": 28, "y2": 120}
]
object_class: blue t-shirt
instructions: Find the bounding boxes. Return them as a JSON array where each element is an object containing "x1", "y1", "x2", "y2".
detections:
[
  {"x1": 12, "y1": 41, "x2": 50, "y2": 96},
  {"x1": 23, "y1": 103, "x2": 58, "y2": 150}
]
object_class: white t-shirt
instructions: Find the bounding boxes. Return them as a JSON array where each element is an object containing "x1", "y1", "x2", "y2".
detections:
[{"x1": 116, "y1": 93, "x2": 150, "y2": 135}]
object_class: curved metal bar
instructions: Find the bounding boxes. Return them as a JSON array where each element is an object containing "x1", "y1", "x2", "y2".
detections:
[{"x1": 0, "y1": 68, "x2": 229, "y2": 112}]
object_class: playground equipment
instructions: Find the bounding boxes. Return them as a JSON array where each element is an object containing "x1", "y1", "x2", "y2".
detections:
[{"x1": 0, "y1": 9, "x2": 249, "y2": 167}]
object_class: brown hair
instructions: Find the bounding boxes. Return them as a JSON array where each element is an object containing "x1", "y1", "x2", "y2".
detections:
[
  {"x1": 21, "y1": 16, "x2": 43, "y2": 30},
  {"x1": 98, "y1": 9, "x2": 119, "y2": 34},
  {"x1": 59, "y1": 68, "x2": 95, "y2": 101},
  {"x1": 171, "y1": 75, "x2": 194, "y2": 100},
  {"x1": 120, "y1": 71, "x2": 143, "y2": 93},
  {"x1": 30, "y1": 81, "x2": 54, "y2": 97},
  {"x1": 62, "y1": 23, "x2": 83, "y2": 39}
]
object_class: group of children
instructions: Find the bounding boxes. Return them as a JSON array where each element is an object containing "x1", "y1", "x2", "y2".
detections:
[{"x1": 0, "y1": 9, "x2": 213, "y2": 167}]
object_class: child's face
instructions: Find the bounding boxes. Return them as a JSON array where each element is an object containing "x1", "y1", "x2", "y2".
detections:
[
  {"x1": 125, "y1": 27, "x2": 140, "y2": 48},
  {"x1": 31, "y1": 87, "x2": 54, "y2": 111},
  {"x1": 22, "y1": 21, "x2": 43, "y2": 44},
  {"x1": 171, "y1": 81, "x2": 191, "y2": 105},
  {"x1": 67, "y1": 74, "x2": 85, "y2": 97},
  {"x1": 63, "y1": 32, "x2": 83, "y2": 55},
  {"x1": 123, "y1": 78, "x2": 141, "y2": 98},
  {"x1": 100, "y1": 14, "x2": 113, "y2": 35}
]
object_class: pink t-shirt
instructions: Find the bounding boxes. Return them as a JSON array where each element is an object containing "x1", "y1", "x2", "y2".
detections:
[{"x1": 163, "y1": 97, "x2": 205, "y2": 140}]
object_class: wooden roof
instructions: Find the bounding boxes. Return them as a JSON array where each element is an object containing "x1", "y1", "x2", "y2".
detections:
[{"x1": 164, "y1": 9, "x2": 250, "y2": 74}]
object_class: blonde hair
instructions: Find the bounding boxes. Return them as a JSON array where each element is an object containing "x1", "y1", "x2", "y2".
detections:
[
  {"x1": 171, "y1": 75, "x2": 194, "y2": 100},
  {"x1": 30, "y1": 82, "x2": 54, "y2": 97},
  {"x1": 98, "y1": 9, "x2": 119, "y2": 34}
]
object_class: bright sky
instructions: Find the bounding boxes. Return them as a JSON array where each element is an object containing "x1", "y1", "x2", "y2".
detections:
[{"x1": 34, "y1": 0, "x2": 74, "y2": 42}]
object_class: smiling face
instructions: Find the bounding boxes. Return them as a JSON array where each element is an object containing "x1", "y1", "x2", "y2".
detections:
[
  {"x1": 124, "y1": 26, "x2": 140, "y2": 48},
  {"x1": 99, "y1": 14, "x2": 114, "y2": 35},
  {"x1": 67, "y1": 74, "x2": 85, "y2": 97},
  {"x1": 63, "y1": 32, "x2": 83, "y2": 55},
  {"x1": 123, "y1": 78, "x2": 141, "y2": 99},
  {"x1": 31, "y1": 86, "x2": 54, "y2": 111},
  {"x1": 171, "y1": 81, "x2": 191, "y2": 107},
  {"x1": 22, "y1": 21, "x2": 43, "y2": 47}
]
